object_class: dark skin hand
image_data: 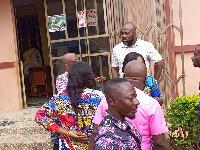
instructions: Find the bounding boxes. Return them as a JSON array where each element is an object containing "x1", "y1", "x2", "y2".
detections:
[
  {"x1": 112, "y1": 67, "x2": 120, "y2": 78},
  {"x1": 56, "y1": 127, "x2": 89, "y2": 143},
  {"x1": 154, "y1": 60, "x2": 163, "y2": 81},
  {"x1": 95, "y1": 76, "x2": 106, "y2": 84},
  {"x1": 88, "y1": 124, "x2": 99, "y2": 150},
  {"x1": 152, "y1": 133, "x2": 170, "y2": 150}
]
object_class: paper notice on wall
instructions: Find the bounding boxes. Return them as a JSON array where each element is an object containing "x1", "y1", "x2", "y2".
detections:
[
  {"x1": 87, "y1": 9, "x2": 97, "y2": 26},
  {"x1": 78, "y1": 11, "x2": 86, "y2": 28},
  {"x1": 78, "y1": 9, "x2": 97, "y2": 28},
  {"x1": 48, "y1": 14, "x2": 66, "y2": 32}
]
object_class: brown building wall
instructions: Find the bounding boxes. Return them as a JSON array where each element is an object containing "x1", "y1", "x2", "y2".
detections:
[{"x1": 0, "y1": 0, "x2": 22, "y2": 110}]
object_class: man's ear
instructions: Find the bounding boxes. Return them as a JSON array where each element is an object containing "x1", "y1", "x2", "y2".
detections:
[
  {"x1": 65, "y1": 63, "x2": 69, "y2": 69},
  {"x1": 108, "y1": 97, "x2": 116, "y2": 106}
]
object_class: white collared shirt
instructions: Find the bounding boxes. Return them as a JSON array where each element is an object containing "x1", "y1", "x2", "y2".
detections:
[{"x1": 112, "y1": 38, "x2": 163, "y2": 76}]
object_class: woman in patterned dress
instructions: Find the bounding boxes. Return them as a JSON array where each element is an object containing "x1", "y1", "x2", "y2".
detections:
[{"x1": 35, "y1": 61, "x2": 105, "y2": 150}]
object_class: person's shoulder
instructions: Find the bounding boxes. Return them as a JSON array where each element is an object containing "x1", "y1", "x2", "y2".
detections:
[
  {"x1": 81, "y1": 88, "x2": 105, "y2": 106},
  {"x1": 56, "y1": 71, "x2": 68, "y2": 79},
  {"x1": 136, "y1": 38, "x2": 154, "y2": 47},
  {"x1": 83, "y1": 88, "x2": 104, "y2": 96},
  {"x1": 113, "y1": 42, "x2": 124, "y2": 50},
  {"x1": 54, "y1": 90, "x2": 70, "y2": 101}
]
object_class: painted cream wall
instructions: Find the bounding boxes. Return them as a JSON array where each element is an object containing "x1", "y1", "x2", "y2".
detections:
[
  {"x1": 172, "y1": 1, "x2": 200, "y2": 96},
  {"x1": 173, "y1": 0, "x2": 200, "y2": 46},
  {"x1": 0, "y1": 0, "x2": 22, "y2": 110}
]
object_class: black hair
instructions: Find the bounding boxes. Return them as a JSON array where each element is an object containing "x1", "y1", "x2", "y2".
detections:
[
  {"x1": 67, "y1": 61, "x2": 98, "y2": 120},
  {"x1": 104, "y1": 78, "x2": 128, "y2": 100},
  {"x1": 122, "y1": 52, "x2": 145, "y2": 73}
]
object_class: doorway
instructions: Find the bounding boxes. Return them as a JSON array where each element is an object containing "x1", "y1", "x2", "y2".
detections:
[{"x1": 13, "y1": 0, "x2": 51, "y2": 107}]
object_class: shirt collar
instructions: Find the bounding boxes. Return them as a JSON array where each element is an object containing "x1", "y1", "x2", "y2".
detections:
[{"x1": 105, "y1": 111, "x2": 131, "y2": 131}]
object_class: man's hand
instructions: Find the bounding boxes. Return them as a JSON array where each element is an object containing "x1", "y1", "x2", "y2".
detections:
[{"x1": 95, "y1": 76, "x2": 106, "y2": 84}]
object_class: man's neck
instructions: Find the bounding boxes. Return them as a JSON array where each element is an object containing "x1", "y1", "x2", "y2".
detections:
[
  {"x1": 126, "y1": 38, "x2": 137, "y2": 48},
  {"x1": 107, "y1": 108, "x2": 125, "y2": 123}
]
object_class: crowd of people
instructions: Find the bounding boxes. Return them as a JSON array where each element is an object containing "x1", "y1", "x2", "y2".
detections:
[{"x1": 34, "y1": 22, "x2": 200, "y2": 150}]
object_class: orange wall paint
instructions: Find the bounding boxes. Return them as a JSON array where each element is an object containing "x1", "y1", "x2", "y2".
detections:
[{"x1": 0, "y1": 0, "x2": 22, "y2": 110}]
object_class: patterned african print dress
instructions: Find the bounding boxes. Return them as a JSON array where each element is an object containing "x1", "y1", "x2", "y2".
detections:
[{"x1": 35, "y1": 88, "x2": 105, "y2": 150}]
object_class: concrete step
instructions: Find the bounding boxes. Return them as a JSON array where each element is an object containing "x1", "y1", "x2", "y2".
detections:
[
  {"x1": 0, "y1": 108, "x2": 53, "y2": 150},
  {"x1": 0, "y1": 134, "x2": 53, "y2": 150},
  {"x1": 0, "y1": 121, "x2": 47, "y2": 136}
]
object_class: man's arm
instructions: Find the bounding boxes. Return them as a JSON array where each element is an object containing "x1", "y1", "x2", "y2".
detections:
[
  {"x1": 154, "y1": 97, "x2": 163, "y2": 106},
  {"x1": 149, "y1": 99, "x2": 169, "y2": 149},
  {"x1": 88, "y1": 124, "x2": 99, "y2": 150},
  {"x1": 152, "y1": 133, "x2": 170, "y2": 150},
  {"x1": 112, "y1": 67, "x2": 119, "y2": 78},
  {"x1": 154, "y1": 60, "x2": 163, "y2": 81}
]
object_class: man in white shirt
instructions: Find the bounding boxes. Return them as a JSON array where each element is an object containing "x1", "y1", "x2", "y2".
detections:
[{"x1": 112, "y1": 22, "x2": 163, "y2": 80}]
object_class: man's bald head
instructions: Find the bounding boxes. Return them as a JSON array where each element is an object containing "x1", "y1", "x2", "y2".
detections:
[
  {"x1": 124, "y1": 60, "x2": 147, "y2": 90},
  {"x1": 122, "y1": 22, "x2": 136, "y2": 31},
  {"x1": 62, "y1": 53, "x2": 79, "y2": 71}
]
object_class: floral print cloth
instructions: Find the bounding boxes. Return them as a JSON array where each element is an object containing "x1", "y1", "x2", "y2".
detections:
[
  {"x1": 35, "y1": 88, "x2": 105, "y2": 150},
  {"x1": 56, "y1": 71, "x2": 68, "y2": 93},
  {"x1": 144, "y1": 75, "x2": 163, "y2": 99},
  {"x1": 94, "y1": 113, "x2": 142, "y2": 150}
]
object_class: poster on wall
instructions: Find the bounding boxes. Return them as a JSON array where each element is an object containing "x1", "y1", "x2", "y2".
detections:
[
  {"x1": 78, "y1": 10, "x2": 86, "y2": 28},
  {"x1": 78, "y1": 9, "x2": 97, "y2": 28},
  {"x1": 48, "y1": 14, "x2": 66, "y2": 32},
  {"x1": 87, "y1": 9, "x2": 97, "y2": 26}
]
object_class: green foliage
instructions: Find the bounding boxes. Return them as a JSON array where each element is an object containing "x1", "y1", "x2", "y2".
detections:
[{"x1": 166, "y1": 94, "x2": 200, "y2": 150}]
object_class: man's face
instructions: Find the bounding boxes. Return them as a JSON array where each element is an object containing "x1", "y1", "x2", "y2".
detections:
[
  {"x1": 120, "y1": 27, "x2": 136, "y2": 46},
  {"x1": 115, "y1": 82, "x2": 140, "y2": 119},
  {"x1": 191, "y1": 47, "x2": 200, "y2": 68}
]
